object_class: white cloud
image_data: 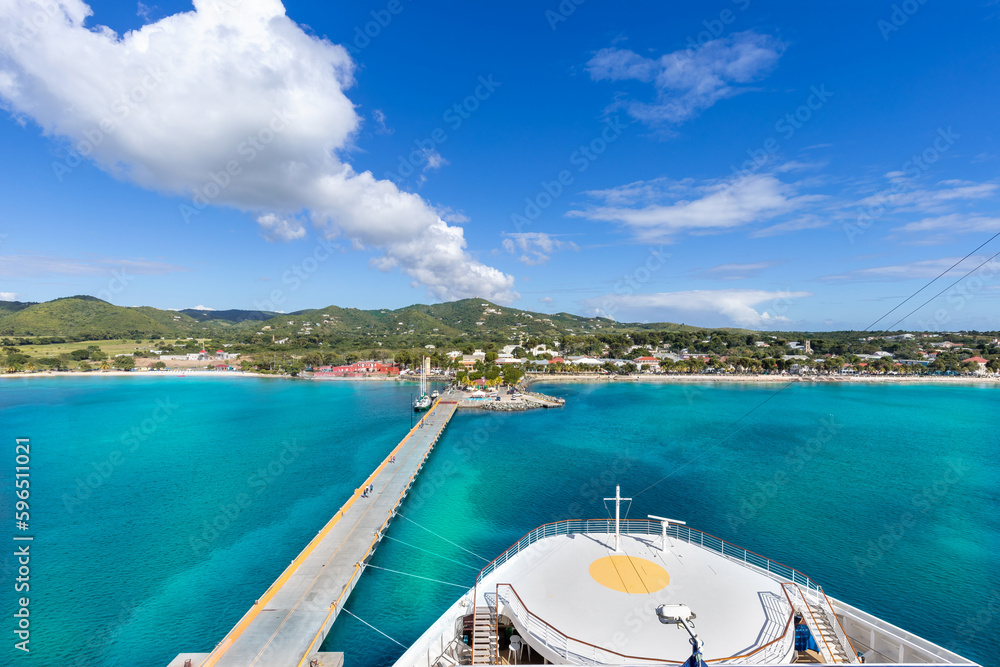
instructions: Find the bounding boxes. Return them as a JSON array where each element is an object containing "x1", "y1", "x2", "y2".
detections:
[
  {"x1": 586, "y1": 289, "x2": 810, "y2": 328},
  {"x1": 257, "y1": 213, "x2": 306, "y2": 242},
  {"x1": 188, "y1": 304, "x2": 214, "y2": 310},
  {"x1": 0, "y1": 0, "x2": 515, "y2": 303},
  {"x1": 0, "y1": 292, "x2": 17, "y2": 301},
  {"x1": 569, "y1": 173, "x2": 821, "y2": 240},
  {"x1": 586, "y1": 31, "x2": 784, "y2": 125},
  {"x1": 539, "y1": 296, "x2": 554, "y2": 304},
  {"x1": 501, "y1": 232, "x2": 579, "y2": 265}
]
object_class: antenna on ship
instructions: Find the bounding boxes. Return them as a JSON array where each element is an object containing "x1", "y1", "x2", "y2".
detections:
[
  {"x1": 603, "y1": 485, "x2": 632, "y2": 552},
  {"x1": 648, "y1": 515, "x2": 686, "y2": 551}
]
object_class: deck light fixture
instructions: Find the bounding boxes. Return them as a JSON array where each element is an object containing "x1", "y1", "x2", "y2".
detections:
[{"x1": 656, "y1": 604, "x2": 704, "y2": 667}]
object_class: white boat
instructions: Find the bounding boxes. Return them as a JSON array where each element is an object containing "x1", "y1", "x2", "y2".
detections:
[
  {"x1": 391, "y1": 487, "x2": 981, "y2": 667},
  {"x1": 432, "y1": 390, "x2": 440, "y2": 399},
  {"x1": 414, "y1": 356, "x2": 433, "y2": 412}
]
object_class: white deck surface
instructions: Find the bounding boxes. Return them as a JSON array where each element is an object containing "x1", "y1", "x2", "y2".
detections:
[{"x1": 479, "y1": 532, "x2": 791, "y2": 663}]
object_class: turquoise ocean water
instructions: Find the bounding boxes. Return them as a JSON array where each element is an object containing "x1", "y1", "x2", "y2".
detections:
[{"x1": 1, "y1": 377, "x2": 998, "y2": 666}]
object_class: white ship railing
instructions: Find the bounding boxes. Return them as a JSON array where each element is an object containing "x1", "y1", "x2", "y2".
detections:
[
  {"x1": 477, "y1": 519, "x2": 821, "y2": 594},
  {"x1": 820, "y1": 586, "x2": 861, "y2": 663}
]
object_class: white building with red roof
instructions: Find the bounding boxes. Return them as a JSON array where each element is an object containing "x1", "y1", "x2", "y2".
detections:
[
  {"x1": 635, "y1": 356, "x2": 660, "y2": 371},
  {"x1": 965, "y1": 356, "x2": 989, "y2": 373}
]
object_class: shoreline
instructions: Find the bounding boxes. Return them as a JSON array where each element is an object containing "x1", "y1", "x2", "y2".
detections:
[
  {"x1": 525, "y1": 373, "x2": 1000, "y2": 386},
  {"x1": 0, "y1": 370, "x2": 442, "y2": 382},
  {"x1": 3, "y1": 370, "x2": 997, "y2": 386}
]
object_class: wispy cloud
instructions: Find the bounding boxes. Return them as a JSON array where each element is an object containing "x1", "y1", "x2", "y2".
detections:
[
  {"x1": 822, "y1": 256, "x2": 987, "y2": 281},
  {"x1": 750, "y1": 214, "x2": 830, "y2": 238},
  {"x1": 857, "y1": 178, "x2": 997, "y2": 215},
  {"x1": 0, "y1": 255, "x2": 189, "y2": 277},
  {"x1": 501, "y1": 232, "x2": 579, "y2": 265},
  {"x1": 699, "y1": 261, "x2": 777, "y2": 279},
  {"x1": 257, "y1": 213, "x2": 306, "y2": 242},
  {"x1": 372, "y1": 108, "x2": 392, "y2": 134},
  {"x1": 893, "y1": 213, "x2": 1000, "y2": 235},
  {"x1": 585, "y1": 289, "x2": 810, "y2": 327},
  {"x1": 568, "y1": 173, "x2": 822, "y2": 241},
  {"x1": 586, "y1": 30, "x2": 784, "y2": 126}
]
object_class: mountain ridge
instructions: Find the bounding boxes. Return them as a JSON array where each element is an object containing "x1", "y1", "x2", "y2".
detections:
[{"x1": 0, "y1": 295, "x2": 702, "y2": 340}]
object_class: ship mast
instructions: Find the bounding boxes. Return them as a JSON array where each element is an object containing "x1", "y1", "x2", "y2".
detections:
[
  {"x1": 604, "y1": 485, "x2": 631, "y2": 552},
  {"x1": 420, "y1": 356, "x2": 427, "y2": 396}
]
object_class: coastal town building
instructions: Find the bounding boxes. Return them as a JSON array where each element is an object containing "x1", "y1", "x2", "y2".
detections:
[
  {"x1": 159, "y1": 350, "x2": 211, "y2": 361},
  {"x1": 966, "y1": 356, "x2": 989, "y2": 373},
  {"x1": 634, "y1": 356, "x2": 660, "y2": 371},
  {"x1": 314, "y1": 361, "x2": 399, "y2": 377}
]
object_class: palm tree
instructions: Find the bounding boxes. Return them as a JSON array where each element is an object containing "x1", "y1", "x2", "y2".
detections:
[
  {"x1": 25, "y1": 362, "x2": 35, "y2": 373},
  {"x1": 100, "y1": 360, "x2": 111, "y2": 372}
]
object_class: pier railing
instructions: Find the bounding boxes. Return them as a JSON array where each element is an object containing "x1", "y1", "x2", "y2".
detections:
[{"x1": 477, "y1": 519, "x2": 820, "y2": 594}]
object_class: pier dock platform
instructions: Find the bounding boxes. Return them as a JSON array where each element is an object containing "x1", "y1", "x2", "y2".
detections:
[{"x1": 167, "y1": 400, "x2": 458, "y2": 667}]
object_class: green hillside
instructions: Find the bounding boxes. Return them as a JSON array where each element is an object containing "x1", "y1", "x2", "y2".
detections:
[
  {"x1": 255, "y1": 298, "x2": 644, "y2": 340},
  {"x1": 0, "y1": 297, "x2": 169, "y2": 337},
  {"x1": 0, "y1": 300, "x2": 36, "y2": 315},
  {"x1": 0, "y1": 295, "x2": 692, "y2": 341}
]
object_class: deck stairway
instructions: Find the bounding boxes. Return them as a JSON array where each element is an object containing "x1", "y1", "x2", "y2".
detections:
[
  {"x1": 784, "y1": 584, "x2": 859, "y2": 664},
  {"x1": 471, "y1": 602, "x2": 497, "y2": 664}
]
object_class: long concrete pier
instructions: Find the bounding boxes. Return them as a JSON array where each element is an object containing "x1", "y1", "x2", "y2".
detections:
[{"x1": 168, "y1": 400, "x2": 459, "y2": 667}]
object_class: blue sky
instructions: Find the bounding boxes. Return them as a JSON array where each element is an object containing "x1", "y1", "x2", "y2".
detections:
[{"x1": 1, "y1": 0, "x2": 999, "y2": 330}]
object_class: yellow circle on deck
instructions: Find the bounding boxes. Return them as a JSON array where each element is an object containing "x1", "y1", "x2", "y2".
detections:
[{"x1": 589, "y1": 555, "x2": 670, "y2": 594}]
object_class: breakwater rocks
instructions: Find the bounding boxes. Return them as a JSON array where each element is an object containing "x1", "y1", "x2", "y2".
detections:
[
  {"x1": 478, "y1": 400, "x2": 541, "y2": 412},
  {"x1": 472, "y1": 392, "x2": 565, "y2": 411},
  {"x1": 526, "y1": 391, "x2": 565, "y2": 405}
]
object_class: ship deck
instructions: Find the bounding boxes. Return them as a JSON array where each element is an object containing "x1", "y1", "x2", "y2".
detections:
[{"x1": 477, "y1": 531, "x2": 794, "y2": 664}]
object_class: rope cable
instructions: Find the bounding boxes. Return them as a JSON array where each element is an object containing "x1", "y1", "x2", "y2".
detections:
[
  {"x1": 381, "y1": 534, "x2": 481, "y2": 570},
  {"x1": 635, "y1": 232, "x2": 1000, "y2": 499},
  {"x1": 362, "y1": 563, "x2": 471, "y2": 589},
  {"x1": 865, "y1": 230, "x2": 1000, "y2": 332},
  {"x1": 340, "y1": 608, "x2": 407, "y2": 648},
  {"x1": 394, "y1": 512, "x2": 490, "y2": 562}
]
